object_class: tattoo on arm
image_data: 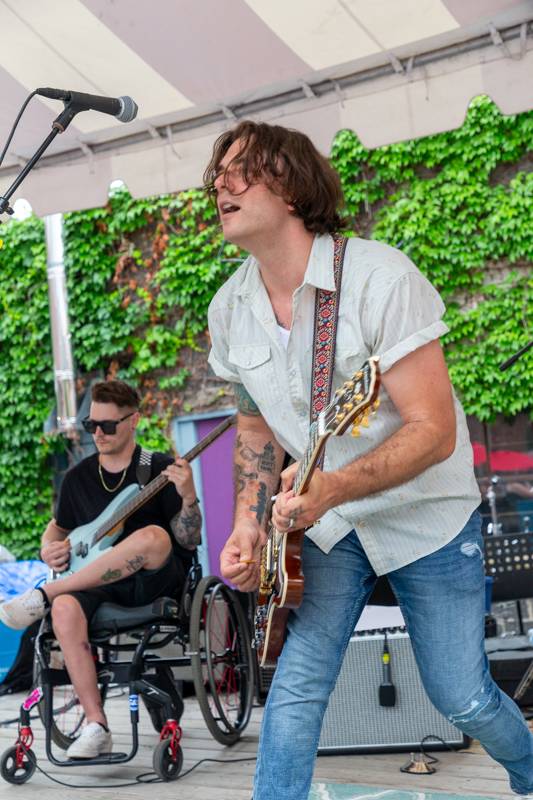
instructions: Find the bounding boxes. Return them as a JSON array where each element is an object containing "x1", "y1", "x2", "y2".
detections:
[
  {"x1": 234, "y1": 384, "x2": 261, "y2": 416},
  {"x1": 250, "y1": 483, "x2": 268, "y2": 524},
  {"x1": 125, "y1": 554, "x2": 145, "y2": 574},
  {"x1": 101, "y1": 567, "x2": 122, "y2": 583},
  {"x1": 171, "y1": 504, "x2": 202, "y2": 550},
  {"x1": 234, "y1": 434, "x2": 282, "y2": 526},
  {"x1": 234, "y1": 463, "x2": 258, "y2": 493}
]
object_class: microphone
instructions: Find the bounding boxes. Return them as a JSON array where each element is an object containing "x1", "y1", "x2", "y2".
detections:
[
  {"x1": 36, "y1": 87, "x2": 138, "y2": 123},
  {"x1": 378, "y1": 630, "x2": 397, "y2": 707}
]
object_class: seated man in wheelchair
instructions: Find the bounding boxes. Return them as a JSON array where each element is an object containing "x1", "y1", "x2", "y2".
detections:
[{"x1": 0, "y1": 379, "x2": 201, "y2": 759}]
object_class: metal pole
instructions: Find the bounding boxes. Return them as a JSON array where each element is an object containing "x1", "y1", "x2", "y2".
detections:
[{"x1": 44, "y1": 213, "x2": 77, "y2": 433}]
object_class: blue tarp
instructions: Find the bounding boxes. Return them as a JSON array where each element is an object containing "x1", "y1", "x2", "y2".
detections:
[{"x1": 0, "y1": 560, "x2": 47, "y2": 681}]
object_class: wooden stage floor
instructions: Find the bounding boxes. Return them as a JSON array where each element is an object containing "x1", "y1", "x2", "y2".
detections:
[{"x1": 0, "y1": 689, "x2": 519, "y2": 799}]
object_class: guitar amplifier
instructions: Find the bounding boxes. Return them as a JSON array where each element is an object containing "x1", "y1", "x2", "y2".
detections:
[{"x1": 317, "y1": 628, "x2": 468, "y2": 754}]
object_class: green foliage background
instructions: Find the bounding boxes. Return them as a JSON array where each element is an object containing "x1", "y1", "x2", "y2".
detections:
[{"x1": 0, "y1": 97, "x2": 531, "y2": 558}]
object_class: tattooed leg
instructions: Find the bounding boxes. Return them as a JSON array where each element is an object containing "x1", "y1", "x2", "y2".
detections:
[{"x1": 44, "y1": 525, "x2": 172, "y2": 600}]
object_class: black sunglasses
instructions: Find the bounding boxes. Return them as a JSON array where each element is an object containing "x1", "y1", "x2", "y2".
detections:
[{"x1": 81, "y1": 412, "x2": 134, "y2": 435}]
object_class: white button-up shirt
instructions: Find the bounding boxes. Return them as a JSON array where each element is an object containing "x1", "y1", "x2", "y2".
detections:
[{"x1": 208, "y1": 234, "x2": 480, "y2": 575}]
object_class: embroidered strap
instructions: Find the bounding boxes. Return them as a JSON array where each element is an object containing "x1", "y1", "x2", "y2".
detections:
[
  {"x1": 310, "y1": 236, "x2": 347, "y2": 423},
  {"x1": 136, "y1": 447, "x2": 152, "y2": 488}
]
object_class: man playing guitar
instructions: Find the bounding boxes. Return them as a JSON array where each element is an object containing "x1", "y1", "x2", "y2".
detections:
[
  {"x1": 0, "y1": 380, "x2": 201, "y2": 759},
  {"x1": 205, "y1": 121, "x2": 533, "y2": 800}
]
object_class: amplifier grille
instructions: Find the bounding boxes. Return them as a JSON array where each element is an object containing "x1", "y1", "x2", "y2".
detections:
[{"x1": 318, "y1": 630, "x2": 467, "y2": 753}]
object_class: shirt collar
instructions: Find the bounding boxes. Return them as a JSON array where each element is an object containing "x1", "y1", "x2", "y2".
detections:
[
  {"x1": 302, "y1": 234, "x2": 336, "y2": 291},
  {"x1": 235, "y1": 234, "x2": 337, "y2": 300}
]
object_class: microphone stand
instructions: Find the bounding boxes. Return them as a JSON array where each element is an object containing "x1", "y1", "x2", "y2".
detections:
[
  {"x1": 0, "y1": 103, "x2": 79, "y2": 216},
  {"x1": 499, "y1": 340, "x2": 533, "y2": 700},
  {"x1": 499, "y1": 340, "x2": 533, "y2": 372}
]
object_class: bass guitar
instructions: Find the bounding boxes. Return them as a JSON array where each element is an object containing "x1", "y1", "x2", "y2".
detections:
[
  {"x1": 54, "y1": 414, "x2": 236, "y2": 579},
  {"x1": 253, "y1": 357, "x2": 380, "y2": 666}
]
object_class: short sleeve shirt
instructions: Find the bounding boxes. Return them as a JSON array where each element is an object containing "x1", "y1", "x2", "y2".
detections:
[{"x1": 207, "y1": 234, "x2": 480, "y2": 575}]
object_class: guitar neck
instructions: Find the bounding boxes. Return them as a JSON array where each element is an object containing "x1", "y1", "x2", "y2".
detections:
[
  {"x1": 292, "y1": 423, "x2": 329, "y2": 497},
  {"x1": 95, "y1": 414, "x2": 236, "y2": 541}
]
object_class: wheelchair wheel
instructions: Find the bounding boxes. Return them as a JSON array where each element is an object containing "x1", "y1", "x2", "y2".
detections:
[
  {"x1": 33, "y1": 649, "x2": 108, "y2": 750},
  {"x1": 152, "y1": 739, "x2": 183, "y2": 781},
  {"x1": 189, "y1": 576, "x2": 254, "y2": 746},
  {"x1": 0, "y1": 746, "x2": 36, "y2": 784}
]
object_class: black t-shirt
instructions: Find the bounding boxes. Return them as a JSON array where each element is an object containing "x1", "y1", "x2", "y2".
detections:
[{"x1": 55, "y1": 445, "x2": 193, "y2": 563}]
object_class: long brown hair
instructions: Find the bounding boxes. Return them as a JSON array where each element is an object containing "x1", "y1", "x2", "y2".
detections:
[{"x1": 204, "y1": 121, "x2": 345, "y2": 235}]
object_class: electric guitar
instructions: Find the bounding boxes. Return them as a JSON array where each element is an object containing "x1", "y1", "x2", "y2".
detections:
[
  {"x1": 253, "y1": 357, "x2": 381, "y2": 666},
  {"x1": 53, "y1": 414, "x2": 236, "y2": 579}
]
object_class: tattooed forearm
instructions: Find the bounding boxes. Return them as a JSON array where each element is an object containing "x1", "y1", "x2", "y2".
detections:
[
  {"x1": 234, "y1": 463, "x2": 258, "y2": 494},
  {"x1": 125, "y1": 554, "x2": 145, "y2": 574},
  {"x1": 250, "y1": 482, "x2": 268, "y2": 524},
  {"x1": 101, "y1": 567, "x2": 122, "y2": 582},
  {"x1": 234, "y1": 435, "x2": 283, "y2": 526},
  {"x1": 234, "y1": 384, "x2": 261, "y2": 416},
  {"x1": 236, "y1": 436, "x2": 276, "y2": 475},
  {"x1": 171, "y1": 504, "x2": 202, "y2": 550}
]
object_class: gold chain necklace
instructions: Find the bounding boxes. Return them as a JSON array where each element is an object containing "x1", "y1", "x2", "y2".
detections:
[{"x1": 98, "y1": 462, "x2": 128, "y2": 493}]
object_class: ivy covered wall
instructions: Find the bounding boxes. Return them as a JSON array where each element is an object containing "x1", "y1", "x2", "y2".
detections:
[{"x1": 0, "y1": 96, "x2": 531, "y2": 559}]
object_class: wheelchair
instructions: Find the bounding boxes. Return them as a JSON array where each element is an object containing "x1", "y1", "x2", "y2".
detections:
[{"x1": 0, "y1": 559, "x2": 255, "y2": 784}]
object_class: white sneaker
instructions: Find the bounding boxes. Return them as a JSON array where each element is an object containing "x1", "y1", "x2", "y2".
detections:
[
  {"x1": 66, "y1": 722, "x2": 112, "y2": 759},
  {"x1": 0, "y1": 588, "x2": 47, "y2": 629}
]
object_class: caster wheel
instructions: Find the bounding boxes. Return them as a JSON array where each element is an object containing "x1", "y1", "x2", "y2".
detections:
[
  {"x1": 152, "y1": 739, "x2": 183, "y2": 781},
  {"x1": 0, "y1": 746, "x2": 36, "y2": 784}
]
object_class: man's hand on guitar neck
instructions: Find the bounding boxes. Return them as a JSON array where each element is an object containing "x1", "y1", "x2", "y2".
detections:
[
  {"x1": 272, "y1": 463, "x2": 337, "y2": 532},
  {"x1": 220, "y1": 519, "x2": 266, "y2": 592}
]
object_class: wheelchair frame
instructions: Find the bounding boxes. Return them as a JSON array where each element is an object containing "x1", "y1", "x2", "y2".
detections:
[{"x1": 0, "y1": 570, "x2": 255, "y2": 784}]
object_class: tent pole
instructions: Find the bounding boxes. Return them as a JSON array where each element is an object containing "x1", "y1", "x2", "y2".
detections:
[{"x1": 44, "y1": 213, "x2": 77, "y2": 434}]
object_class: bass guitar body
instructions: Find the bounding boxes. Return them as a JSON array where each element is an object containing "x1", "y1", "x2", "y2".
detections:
[
  {"x1": 56, "y1": 484, "x2": 139, "y2": 578},
  {"x1": 254, "y1": 528, "x2": 305, "y2": 667}
]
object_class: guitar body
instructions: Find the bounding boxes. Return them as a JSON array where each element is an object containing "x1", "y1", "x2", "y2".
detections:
[
  {"x1": 252, "y1": 357, "x2": 381, "y2": 668},
  {"x1": 55, "y1": 484, "x2": 140, "y2": 578},
  {"x1": 254, "y1": 528, "x2": 305, "y2": 667}
]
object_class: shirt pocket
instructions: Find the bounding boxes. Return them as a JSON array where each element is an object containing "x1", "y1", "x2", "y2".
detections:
[
  {"x1": 334, "y1": 348, "x2": 369, "y2": 387},
  {"x1": 228, "y1": 344, "x2": 282, "y2": 407}
]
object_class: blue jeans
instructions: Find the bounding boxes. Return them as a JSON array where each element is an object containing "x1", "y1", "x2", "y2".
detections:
[{"x1": 254, "y1": 512, "x2": 533, "y2": 798}]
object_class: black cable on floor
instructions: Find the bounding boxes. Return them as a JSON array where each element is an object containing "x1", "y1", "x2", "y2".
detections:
[{"x1": 28, "y1": 753, "x2": 257, "y2": 789}]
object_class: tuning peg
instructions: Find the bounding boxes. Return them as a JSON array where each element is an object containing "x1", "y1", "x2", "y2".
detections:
[
  {"x1": 355, "y1": 393, "x2": 363, "y2": 402},
  {"x1": 335, "y1": 412, "x2": 345, "y2": 423},
  {"x1": 344, "y1": 380, "x2": 354, "y2": 389},
  {"x1": 373, "y1": 398, "x2": 380, "y2": 409},
  {"x1": 343, "y1": 402, "x2": 354, "y2": 411},
  {"x1": 361, "y1": 415, "x2": 370, "y2": 428},
  {"x1": 335, "y1": 387, "x2": 344, "y2": 397},
  {"x1": 355, "y1": 371, "x2": 363, "y2": 379},
  {"x1": 351, "y1": 425, "x2": 361, "y2": 437}
]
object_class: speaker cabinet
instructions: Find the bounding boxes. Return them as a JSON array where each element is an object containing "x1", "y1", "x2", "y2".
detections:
[{"x1": 317, "y1": 628, "x2": 469, "y2": 754}]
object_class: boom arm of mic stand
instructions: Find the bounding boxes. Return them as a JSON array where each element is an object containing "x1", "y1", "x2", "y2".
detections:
[
  {"x1": 499, "y1": 340, "x2": 533, "y2": 371},
  {"x1": 0, "y1": 103, "x2": 78, "y2": 216}
]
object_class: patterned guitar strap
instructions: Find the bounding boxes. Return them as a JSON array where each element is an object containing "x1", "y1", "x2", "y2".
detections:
[
  {"x1": 310, "y1": 235, "x2": 347, "y2": 469},
  {"x1": 136, "y1": 447, "x2": 152, "y2": 488}
]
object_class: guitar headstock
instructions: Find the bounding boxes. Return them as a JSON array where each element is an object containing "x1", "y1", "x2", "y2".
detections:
[{"x1": 324, "y1": 356, "x2": 381, "y2": 437}]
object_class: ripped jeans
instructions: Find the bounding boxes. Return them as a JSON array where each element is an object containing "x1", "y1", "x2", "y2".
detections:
[{"x1": 254, "y1": 512, "x2": 533, "y2": 799}]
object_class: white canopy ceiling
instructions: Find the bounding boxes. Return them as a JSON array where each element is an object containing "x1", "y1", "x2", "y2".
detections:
[{"x1": 1, "y1": 0, "x2": 532, "y2": 216}]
